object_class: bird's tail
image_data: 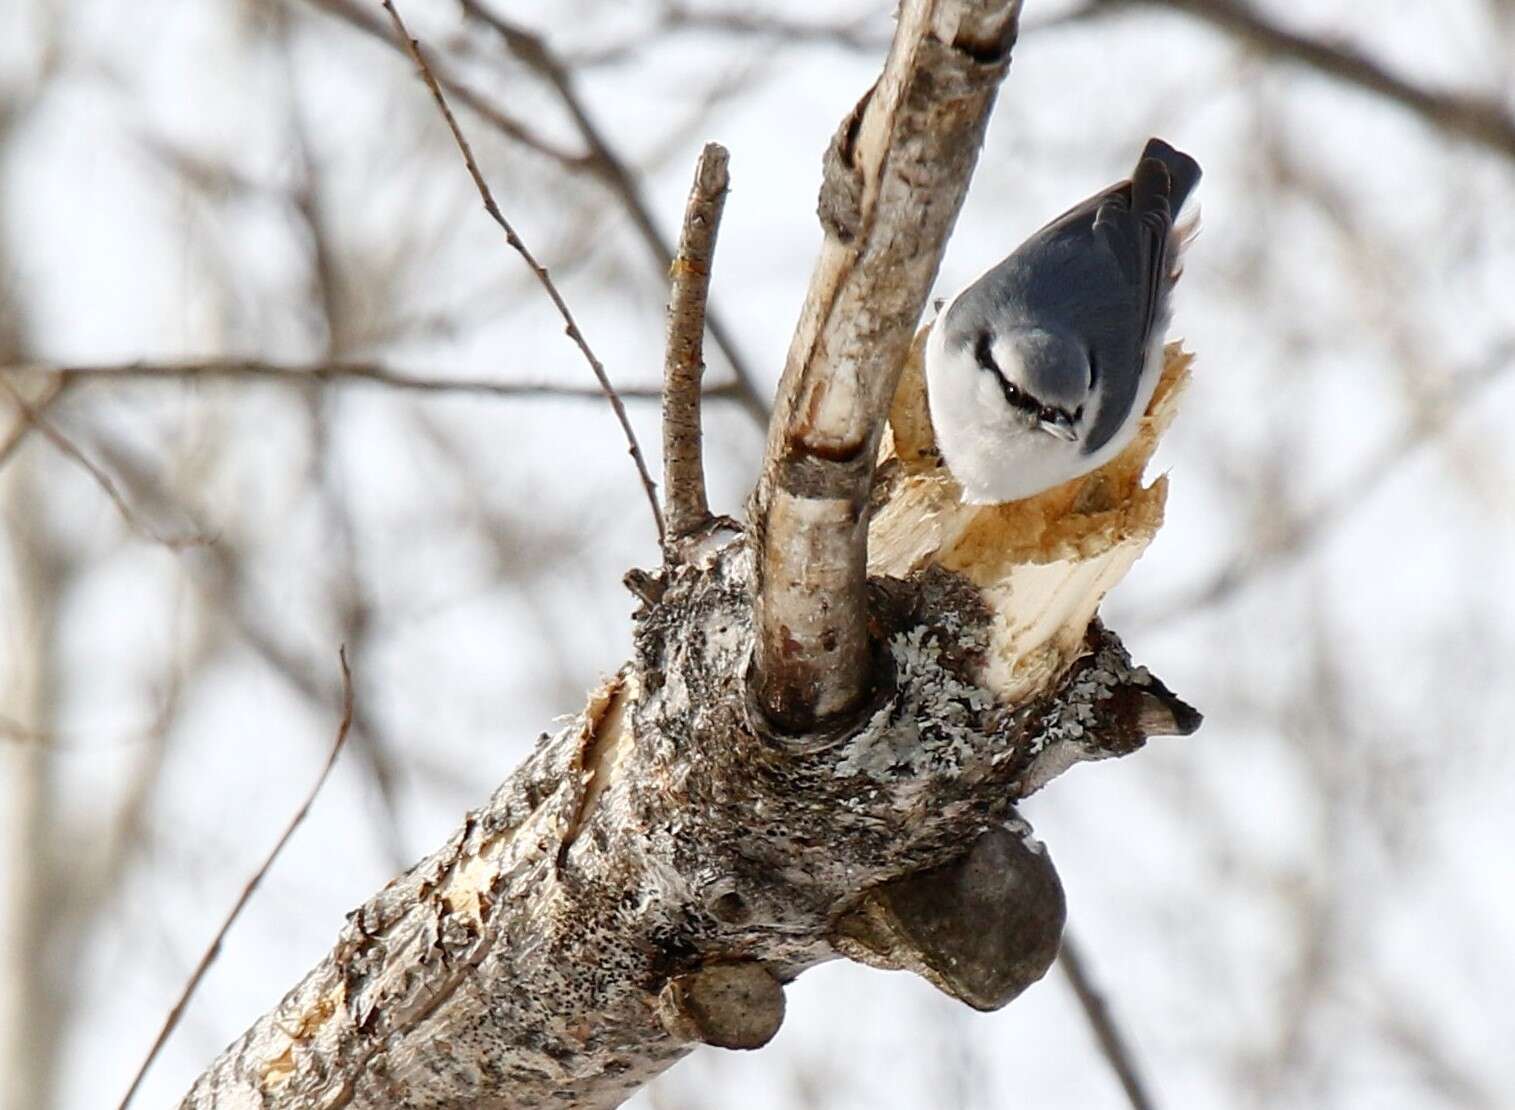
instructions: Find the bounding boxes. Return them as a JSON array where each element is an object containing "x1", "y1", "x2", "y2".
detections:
[
  {"x1": 1139, "y1": 137, "x2": 1202, "y2": 215},
  {"x1": 1139, "y1": 137, "x2": 1202, "y2": 280}
]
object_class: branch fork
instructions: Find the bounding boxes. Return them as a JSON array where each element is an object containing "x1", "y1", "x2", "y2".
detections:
[{"x1": 185, "y1": 2, "x2": 1202, "y2": 1105}]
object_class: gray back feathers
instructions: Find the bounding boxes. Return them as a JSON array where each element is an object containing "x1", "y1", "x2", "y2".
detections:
[{"x1": 940, "y1": 138, "x2": 1201, "y2": 454}]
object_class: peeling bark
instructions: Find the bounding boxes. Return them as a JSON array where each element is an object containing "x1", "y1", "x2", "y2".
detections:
[{"x1": 184, "y1": 1, "x2": 1201, "y2": 1105}]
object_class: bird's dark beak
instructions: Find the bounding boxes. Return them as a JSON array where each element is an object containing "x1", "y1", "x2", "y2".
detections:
[{"x1": 1038, "y1": 417, "x2": 1077, "y2": 442}]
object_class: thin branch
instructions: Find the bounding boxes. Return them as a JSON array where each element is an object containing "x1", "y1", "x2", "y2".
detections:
[
  {"x1": 90, "y1": 430, "x2": 417, "y2": 876},
  {"x1": 0, "y1": 374, "x2": 64, "y2": 469},
  {"x1": 662, "y1": 143, "x2": 730, "y2": 547},
  {"x1": 656, "y1": 4, "x2": 890, "y2": 52},
  {"x1": 301, "y1": 0, "x2": 769, "y2": 424},
  {"x1": 301, "y1": 0, "x2": 588, "y2": 170},
  {"x1": 117, "y1": 648, "x2": 355, "y2": 1110},
  {"x1": 4, "y1": 360, "x2": 740, "y2": 402},
  {"x1": 1119, "y1": 0, "x2": 1515, "y2": 163},
  {"x1": 456, "y1": 0, "x2": 771, "y2": 428},
  {"x1": 380, "y1": 0, "x2": 665, "y2": 543},
  {"x1": 303, "y1": 0, "x2": 769, "y2": 427},
  {"x1": 1059, "y1": 930, "x2": 1159, "y2": 1110},
  {"x1": 567, "y1": 1, "x2": 1103, "y2": 65},
  {"x1": 0, "y1": 375, "x2": 210, "y2": 549}
]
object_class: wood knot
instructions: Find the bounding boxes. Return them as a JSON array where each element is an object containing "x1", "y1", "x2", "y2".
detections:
[
  {"x1": 831, "y1": 824, "x2": 1065, "y2": 1011},
  {"x1": 656, "y1": 962, "x2": 785, "y2": 1050}
]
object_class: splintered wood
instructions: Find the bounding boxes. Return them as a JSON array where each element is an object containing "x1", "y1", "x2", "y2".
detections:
[{"x1": 871, "y1": 332, "x2": 1193, "y2": 703}]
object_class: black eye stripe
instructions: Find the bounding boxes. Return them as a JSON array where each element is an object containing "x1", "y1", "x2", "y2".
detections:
[
  {"x1": 974, "y1": 332, "x2": 998, "y2": 374},
  {"x1": 972, "y1": 333, "x2": 1081, "y2": 429}
]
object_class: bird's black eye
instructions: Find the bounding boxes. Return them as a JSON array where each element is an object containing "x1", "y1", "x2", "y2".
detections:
[
  {"x1": 974, "y1": 332, "x2": 998, "y2": 374},
  {"x1": 1073, "y1": 404, "x2": 1084, "y2": 422}
]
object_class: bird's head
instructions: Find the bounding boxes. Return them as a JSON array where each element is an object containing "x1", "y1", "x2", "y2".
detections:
[{"x1": 970, "y1": 326, "x2": 1091, "y2": 443}]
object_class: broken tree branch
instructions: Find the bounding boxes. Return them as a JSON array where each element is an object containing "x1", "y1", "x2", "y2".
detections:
[
  {"x1": 662, "y1": 143, "x2": 730, "y2": 549},
  {"x1": 750, "y1": 0, "x2": 1022, "y2": 735},
  {"x1": 381, "y1": 0, "x2": 666, "y2": 543},
  {"x1": 181, "y1": 3, "x2": 1201, "y2": 1105}
]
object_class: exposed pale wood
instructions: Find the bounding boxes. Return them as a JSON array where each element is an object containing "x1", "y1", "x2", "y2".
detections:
[{"x1": 872, "y1": 340, "x2": 1193, "y2": 706}]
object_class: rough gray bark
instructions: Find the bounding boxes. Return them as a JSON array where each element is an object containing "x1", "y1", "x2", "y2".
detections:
[{"x1": 183, "y1": 1, "x2": 1201, "y2": 1106}]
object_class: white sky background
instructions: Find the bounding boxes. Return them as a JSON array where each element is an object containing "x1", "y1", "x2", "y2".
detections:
[{"x1": 2, "y1": 0, "x2": 1514, "y2": 1107}]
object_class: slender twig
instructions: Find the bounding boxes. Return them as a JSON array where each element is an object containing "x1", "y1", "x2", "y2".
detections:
[
  {"x1": 2, "y1": 360, "x2": 740, "y2": 401},
  {"x1": 1115, "y1": 0, "x2": 1515, "y2": 163},
  {"x1": 380, "y1": 0, "x2": 665, "y2": 543},
  {"x1": 304, "y1": 0, "x2": 771, "y2": 425},
  {"x1": 302, "y1": 0, "x2": 587, "y2": 170},
  {"x1": 1059, "y1": 930, "x2": 1159, "y2": 1110},
  {"x1": 0, "y1": 374, "x2": 64, "y2": 468},
  {"x1": 662, "y1": 143, "x2": 730, "y2": 547},
  {"x1": 456, "y1": 0, "x2": 771, "y2": 428},
  {"x1": 656, "y1": 4, "x2": 890, "y2": 51},
  {"x1": 117, "y1": 648, "x2": 356, "y2": 1110},
  {"x1": 567, "y1": 1, "x2": 1102, "y2": 67},
  {"x1": 0, "y1": 376, "x2": 210, "y2": 549}
]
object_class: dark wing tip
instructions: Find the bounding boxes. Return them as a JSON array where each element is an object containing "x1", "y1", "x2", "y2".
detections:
[{"x1": 1139, "y1": 137, "x2": 1202, "y2": 212}]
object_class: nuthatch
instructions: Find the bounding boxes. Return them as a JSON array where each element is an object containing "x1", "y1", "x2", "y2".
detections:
[{"x1": 925, "y1": 138, "x2": 1201, "y2": 504}]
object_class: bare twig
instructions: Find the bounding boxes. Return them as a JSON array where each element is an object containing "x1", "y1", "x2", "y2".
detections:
[
  {"x1": 303, "y1": 0, "x2": 769, "y2": 426},
  {"x1": 751, "y1": 0, "x2": 1021, "y2": 733},
  {"x1": 1116, "y1": 0, "x2": 1515, "y2": 162},
  {"x1": 302, "y1": 0, "x2": 587, "y2": 170},
  {"x1": 656, "y1": 4, "x2": 890, "y2": 52},
  {"x1": 456, "y1": 0, "x2": 770, "y2": 428},
  {"x1": 381, "y1": 0, "x2": 665, "y2": 543},
  {"x1": 662, "y1": 143, "x2": 730, "y2": 547},
  {"x1": 1059, "y1": 930, "x2": 1159, "y2": 1110},
  {"x1": 117, "y1": 648, "x2": 355, "y2": 1110},
  {"x1": 4, "y1": 359, "x2": 738, "y2": 401},
  {"x1": 0, "y1": 375, "x2": 64, "y2": 469},
  {"x1": 571, "y1": 0, "x2": 1103, "y2": 65},
  {"x1": 0, "y1": 376, "x2": 209, "y2": 549}
]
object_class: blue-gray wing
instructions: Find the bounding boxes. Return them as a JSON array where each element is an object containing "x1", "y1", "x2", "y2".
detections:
[{"x1": 955, "y1": 139, "x2": 1199, "y2": 454}]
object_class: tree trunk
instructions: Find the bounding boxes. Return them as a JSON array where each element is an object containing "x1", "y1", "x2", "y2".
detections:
[{"x1": 184, "y1": 1, "x2": 1199, "y2": 1105}]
